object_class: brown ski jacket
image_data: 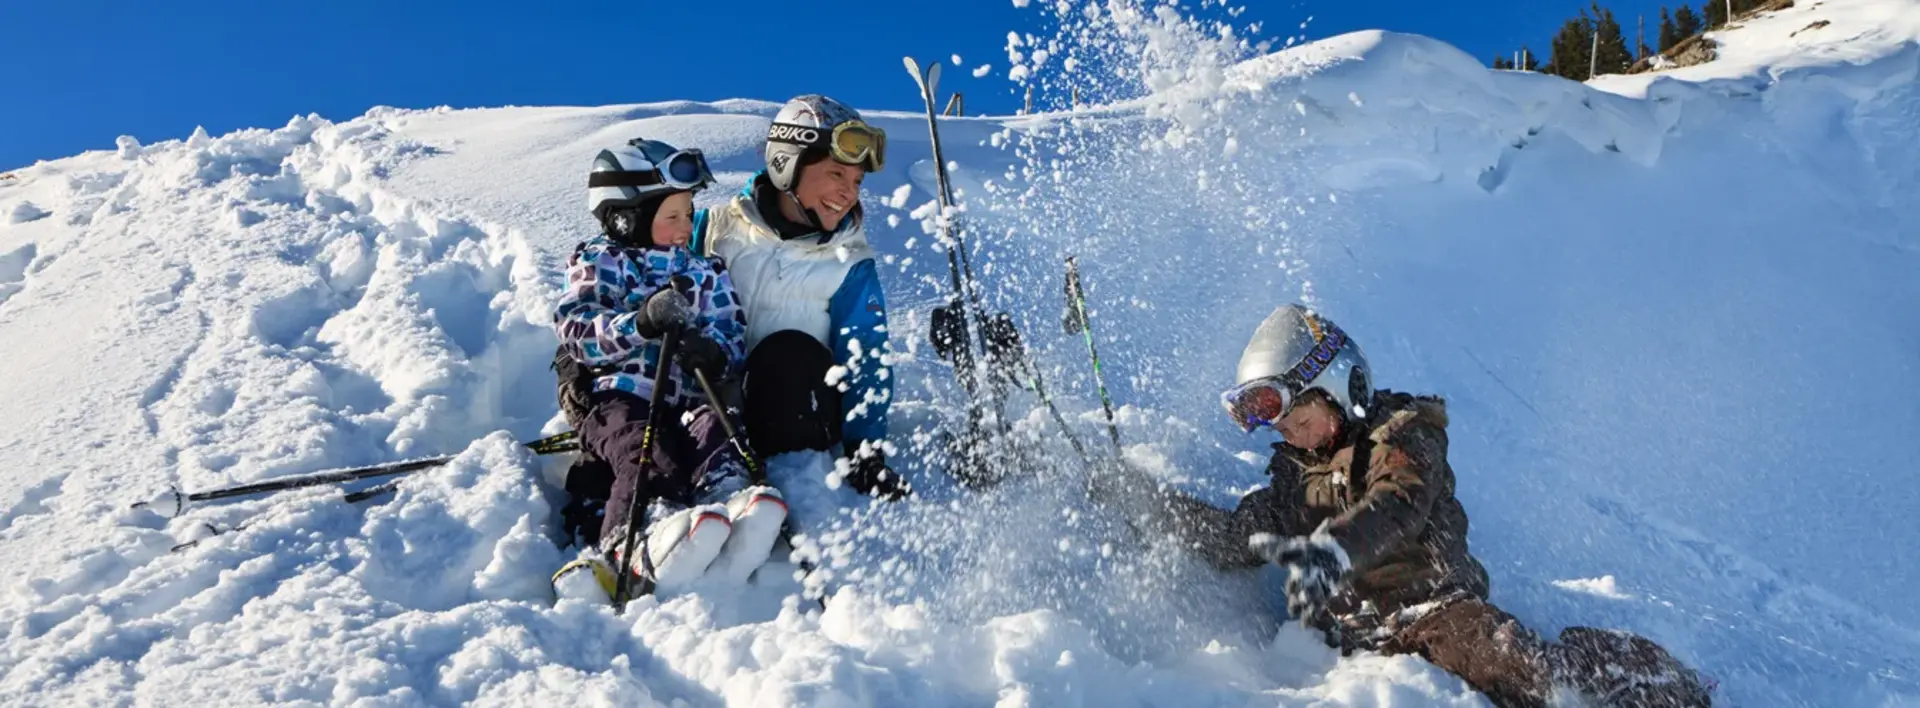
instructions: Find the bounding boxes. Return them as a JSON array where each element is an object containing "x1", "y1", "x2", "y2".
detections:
[{"x1": 1152, "y1": 391, "x2": 1490, "y2": 614}]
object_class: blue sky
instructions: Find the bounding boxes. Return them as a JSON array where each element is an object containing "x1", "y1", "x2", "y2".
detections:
[{"x1": 1, "y1": 0, "x2": 1682, "y2": 171}]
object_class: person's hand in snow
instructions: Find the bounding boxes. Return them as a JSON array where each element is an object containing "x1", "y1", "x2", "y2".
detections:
[{"x1": 1251, "y1": 528, "x2": 1352, "y2": 624}]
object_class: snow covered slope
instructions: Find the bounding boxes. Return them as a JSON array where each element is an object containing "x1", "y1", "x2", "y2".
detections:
[
  {"x1": 2, "y1": 0, "x2": 1918, "y2": 705},
  {"x1": 1593, "y1": 0, "x2": 1920, "y2": 97}
]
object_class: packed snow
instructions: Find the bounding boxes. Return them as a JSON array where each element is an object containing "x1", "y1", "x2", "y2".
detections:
[
  {"x1": 1549, "y1": 576, "x2": 1635, "y2": 602},
  {"x1": 3, "y1": 0, "x2": 1919, "y2": 705},
  {"x1": 4, "y1": 202, "x2": 47, "y2": 225}
]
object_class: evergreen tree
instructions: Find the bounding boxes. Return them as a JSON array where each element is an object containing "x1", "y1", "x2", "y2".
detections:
[
  {"x1": 1522, "y1": 46, "x2": 1541, "y2": 71},
  {"x1": 1637, "y1": 14, "x2": 1652, "y2": 62},
  {"x1": 1659, "y1": 7, "x2": 1680, "y2": 52},
  {"x1": 1493, "y1": 55, "x2": 1513, "y2": 70},
  {"x1": 1704, "y1": 0, "x2": 1727, "y2": 29},
  {"x1": 1548, "y1": 14, "x2": 1596, "y2": 79},
  {"x1": 1674, "y1": 5, "x2": 1704, "y2": 38},
  {"x1": 1593, "y1": 4, "x2": 1635, "y2": 75}
]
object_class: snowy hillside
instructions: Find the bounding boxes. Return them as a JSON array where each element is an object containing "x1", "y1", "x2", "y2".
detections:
[{"x1": 3, "y1": 0, "x2": 1919, "y2": 705}]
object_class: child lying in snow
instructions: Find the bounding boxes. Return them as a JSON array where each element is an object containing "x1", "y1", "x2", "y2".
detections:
[
  {"x1": 549, "y1": 138, "x2": 788, "y2": 602},
  {"x1": 1103, "y1": 304, "x2": 1713, "y2": 707}
]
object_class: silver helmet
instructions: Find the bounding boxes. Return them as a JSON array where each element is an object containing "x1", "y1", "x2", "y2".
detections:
[
  {"x1": 763, "y1": 94, "x2": 882, "y2": 192},
  {"x1": 1235, "y1": 304, "x2": 1374, "y2": 419}
]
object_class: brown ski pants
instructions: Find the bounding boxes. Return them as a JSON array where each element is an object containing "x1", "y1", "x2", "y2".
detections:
[{"x1": 1371, "y1": 598, "x2": 1712, "y2": 707}]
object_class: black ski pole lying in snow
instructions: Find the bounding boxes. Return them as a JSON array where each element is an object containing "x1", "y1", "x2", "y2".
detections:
[
  {"x1": 133, "y1": 431, "x2": 581, "y2": 518},
  {"x1": 167, "y1": 476, "x2": 408, "y2": 553}
]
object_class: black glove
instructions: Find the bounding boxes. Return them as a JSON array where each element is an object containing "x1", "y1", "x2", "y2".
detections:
[
  {"x1": 635, "y1": 286, "x2": 695, "y2": 339},
  {"x1": 981, "y1": 312, "x2": 1023, "y2": 368},
  {"x1": 929, "y1": 302, "x2": 968, "y2": 362},
  {"x1": 845, "y1": 447, "x2": 910, "y2": 500},
  {"x1": 1251, "y1": 532, "x2": 1352, "y2": 628},
  {"x1": 674, "y1": 329, "x2": 728, "y2": 381}
]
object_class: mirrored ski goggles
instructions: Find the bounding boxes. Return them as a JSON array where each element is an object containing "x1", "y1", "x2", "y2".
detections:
[
  {"x1": 1222, "y1": 316, "x2": 1354, "y2": 432},
  {"x1": 1221, "y1": 377, "x2": 1301, "y2": 433},
  {"x1": 587, "y1": 148, "x2": 714, "y2": 192},
  {"x1": 768, "y1": 120, "x2": 887, "y2": 172}
]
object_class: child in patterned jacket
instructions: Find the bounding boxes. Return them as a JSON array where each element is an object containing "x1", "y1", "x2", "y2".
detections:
[{"x1": 550, "y1": 139, "x2": 788, "y2": 602}]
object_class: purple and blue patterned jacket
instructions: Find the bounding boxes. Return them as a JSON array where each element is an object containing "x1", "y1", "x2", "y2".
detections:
[{"x1": 553, "y1": 235, "x2": 747, "y2": 407}]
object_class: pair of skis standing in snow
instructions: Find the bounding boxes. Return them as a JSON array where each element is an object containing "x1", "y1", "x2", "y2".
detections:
[{"x1": 541, "y1": 84, "x2": 1712, "y2": 704}]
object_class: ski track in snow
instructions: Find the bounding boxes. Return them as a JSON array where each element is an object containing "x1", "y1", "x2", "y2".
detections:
[{"x1": 2, "y1": 1, "x2": 1920, "y2": 705}]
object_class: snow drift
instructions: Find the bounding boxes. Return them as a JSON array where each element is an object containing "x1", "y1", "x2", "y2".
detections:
[{"x1": 2, "y1": 0, "x2": 1918, "y2": 705}]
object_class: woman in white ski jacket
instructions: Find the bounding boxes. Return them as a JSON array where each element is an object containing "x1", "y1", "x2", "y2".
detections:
[{"x1": 690, "y1": 94, "x2": 905, "y2": 499}]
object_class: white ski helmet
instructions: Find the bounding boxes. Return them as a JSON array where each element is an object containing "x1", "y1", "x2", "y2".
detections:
[
  {"x1": 764, "y1": 94, "x2": 885, "y2": 192},
  {"x1": 1234, "y1": 304, "x2": 1374, "y2": 421},
  {"x1": 587, "y1": 138, "x2": 713, "y2": 239}
]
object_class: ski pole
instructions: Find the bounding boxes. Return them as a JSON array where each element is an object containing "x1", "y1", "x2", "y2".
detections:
[
  {"x1": 611, "y1": 276, "x2": 702, "y2": 611},
  {"x1": 167, "y1": 476, "x2": 406, "y2": 554},
  {"x1": 985, "y1": 314, "x2": 1093, "y2": 466},
  {"x1": 133, "y1": 431, "x2": 581, "y2": 518},
  {"x1": 613, "y1": 326, "x2": 681, "y2": 612},
  {"x1": 688, "y1": 368, "x2": 828, "y2": 608},
  {"x1": 908, "y1": 56, "x2": 1019, "y2": 485},
  {"x1": 343, "y1": 477, "x2": 405, "y2": 504},
  {"x1": 1063, "y1": 256, "x2": 1122, "y2": 451},
  {"x1": 688, "y1": 368, "x2": 762, "y2": 484},
  {"x1": 1024, "y1": 357, "x2": 1094, "y2": 465}
]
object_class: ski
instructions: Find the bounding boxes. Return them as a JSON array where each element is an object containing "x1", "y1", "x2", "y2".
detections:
[
  {"x1": 134, "y1": 431, "x2": 582, "y2": 518},
  {"x1": 904, "y1": 57, "x2": 983, "y2": 395},
  {"x1": 905, "y1": 56, "x2": 1021, "y2": 487}
]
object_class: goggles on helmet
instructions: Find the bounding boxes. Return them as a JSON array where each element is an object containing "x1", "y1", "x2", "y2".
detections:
[
  {"x1": 768, "y1": 119, "x2": 887, "y2": 172},
  {"x1": 587, "y1": 147, "x2": 714, "y2": 193},
  {"x1": 1221, "y1": 377, "x2": 1297, "y2": 433},
  {"x1": 1220, "y1": 316, "x2": 1352, "y2": 433}
]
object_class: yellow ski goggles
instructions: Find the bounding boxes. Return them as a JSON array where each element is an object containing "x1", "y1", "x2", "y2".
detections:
[{"x1": 767, "y1": 119, "x2": 887, "y2": 172}]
